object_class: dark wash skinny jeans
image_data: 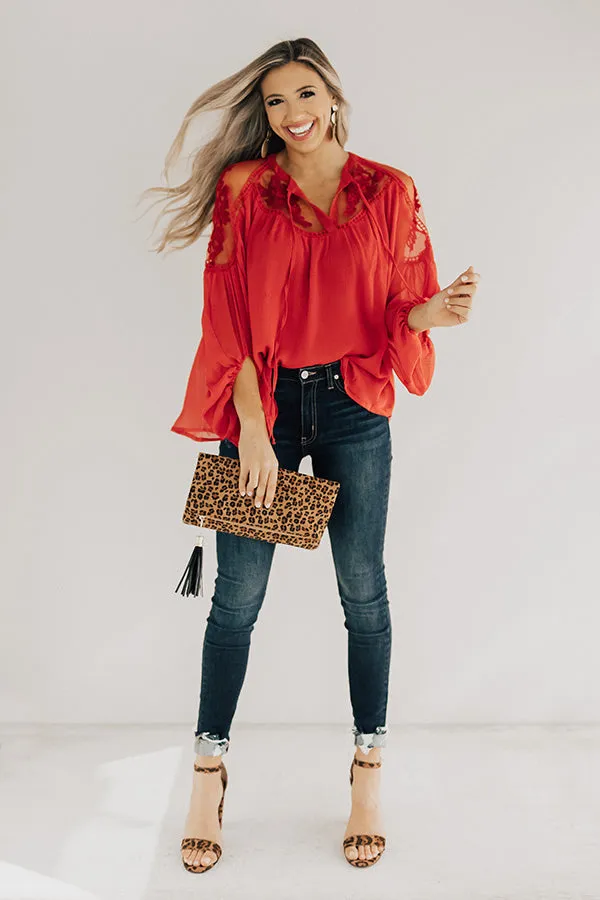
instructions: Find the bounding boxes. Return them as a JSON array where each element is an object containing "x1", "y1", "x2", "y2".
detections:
[{"x1": 194, "y1": 359, "x2": 392, "y2": 758}]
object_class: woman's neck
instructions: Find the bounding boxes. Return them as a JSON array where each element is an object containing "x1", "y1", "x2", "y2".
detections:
[{"x1": 276, "y1": 142, "x2": 350, "y2": 183}]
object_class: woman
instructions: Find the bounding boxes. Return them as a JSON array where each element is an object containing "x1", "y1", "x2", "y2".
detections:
[{"x1": 143, "y1": 37, "x2": 479, "y2": 874}]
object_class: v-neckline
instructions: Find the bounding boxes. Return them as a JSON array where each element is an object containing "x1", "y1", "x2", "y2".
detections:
[{"x1": 270, "y1": 151, "x2": 354, "y2": 221}]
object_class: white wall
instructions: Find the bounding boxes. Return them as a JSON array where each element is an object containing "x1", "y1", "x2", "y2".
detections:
[{"x1": 1, "y1": 0, "x2": 599, "y2": 728}]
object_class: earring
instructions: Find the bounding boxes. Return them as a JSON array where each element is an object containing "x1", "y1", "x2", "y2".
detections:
[
  {"x1": 260, "y1": 128, "x2": 272, "y2": 159},
  {"x1": 330, "y1": 104, "x2": 339, "y2": 143}
]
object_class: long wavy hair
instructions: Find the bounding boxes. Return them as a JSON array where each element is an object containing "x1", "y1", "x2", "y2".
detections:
[{"x1": 138, "y1": 37, "x2": 350, "y2": 255}]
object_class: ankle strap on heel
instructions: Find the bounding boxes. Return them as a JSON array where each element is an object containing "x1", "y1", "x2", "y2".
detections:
[
  {"x1": 194, "y1": 763, "x2": 223, "y2": 773},
  {"x1": 353, "y1": 757, "x2": 382, "y2": 769}
]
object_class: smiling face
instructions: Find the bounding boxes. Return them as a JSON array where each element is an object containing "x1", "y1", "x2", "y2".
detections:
[{"x1": 260, "y1": 61, "x2": 336, "y2": 154}]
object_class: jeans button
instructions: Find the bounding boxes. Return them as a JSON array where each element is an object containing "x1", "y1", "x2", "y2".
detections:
[
  {"x1": 300, "y1": 370, "x2": 309, "y2": 379},
  {"x1": 334, "y1": 373, "x2": 339, "y2": 379}
]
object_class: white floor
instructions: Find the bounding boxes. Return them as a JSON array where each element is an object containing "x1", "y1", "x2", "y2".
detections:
[{"x1": 0, "y1": 724, "x2": 598, "y2": 900}]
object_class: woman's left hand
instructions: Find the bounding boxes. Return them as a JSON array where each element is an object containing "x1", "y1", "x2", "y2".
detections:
[{"x1": 426, "y1": 265, "x2": 481, "y2": 328}]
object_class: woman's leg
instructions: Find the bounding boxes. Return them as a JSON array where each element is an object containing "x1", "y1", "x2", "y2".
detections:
[
  {"x1": 194, "y1": 432, "x2": 303, "y2": 756},
  {"x1": 184, "y1": 425, "x2": 302, "y2": 870},
  {"x1": 309, "y1": 362, "x2": 393, "y2": 749},
  {"x1": 307, "y1": 359, "x2": 392, "y2": 863}
]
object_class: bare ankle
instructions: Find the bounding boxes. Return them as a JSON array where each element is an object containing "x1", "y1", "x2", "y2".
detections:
[
  {"x1": 354, "y1": 748, "x2": 381, "y2": 764},
  {"x1": 195, "y1": 753, "x2": 225, "y2": 767}
]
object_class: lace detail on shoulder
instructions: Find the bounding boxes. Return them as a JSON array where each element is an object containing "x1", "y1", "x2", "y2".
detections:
[
  {"x1": 405, "y1": 183, "x2": 431, "y2": 263},
  {"x1": 413, "y1": 185, "x2": 422, "y2": 212},
  {"x1": 205, "y1": 160, "x2": 261, "y2": 267},
  {"x1": 206, "y1": 175, "x2": 231, "y2": 267}
]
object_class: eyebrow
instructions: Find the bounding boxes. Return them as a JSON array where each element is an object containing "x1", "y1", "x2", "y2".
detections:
[{"x1": 264, "y1": 84, "x2": 318, "y2": 101}]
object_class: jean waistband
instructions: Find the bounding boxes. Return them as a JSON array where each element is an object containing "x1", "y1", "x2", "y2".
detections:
[{"x1": 276, "y1": 358, "x2": 342, "y2": 384}]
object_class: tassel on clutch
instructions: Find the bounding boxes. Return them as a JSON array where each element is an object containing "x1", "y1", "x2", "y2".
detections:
[
  {"x1": 176, "y1": 451, "x2": 341, "y2": 598},
  {"x1": 175, "y1": 532, "x2": 205, "y2": 598}
]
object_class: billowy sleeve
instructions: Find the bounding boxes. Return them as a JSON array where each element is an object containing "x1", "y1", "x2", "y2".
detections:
[
  {"x1": 171, "y1": 165, "x2": 252, "y2": 445},
  {"x1": 384, "y1": 175, "x2": 440, "y2": 395}
]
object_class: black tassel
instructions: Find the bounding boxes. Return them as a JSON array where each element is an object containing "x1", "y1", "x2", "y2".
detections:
[{"x1": 175, "y1": 533, "x2": 204, "y2": 597}]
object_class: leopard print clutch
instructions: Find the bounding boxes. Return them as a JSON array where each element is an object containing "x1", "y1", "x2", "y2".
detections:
[{"x1": 175, "y1": 451, "x2": 341, "y2": 597}]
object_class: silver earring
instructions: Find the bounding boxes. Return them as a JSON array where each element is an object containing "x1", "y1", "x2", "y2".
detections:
[{"x1": 260, "y1": 128, "x2": 272, "y2": 159}]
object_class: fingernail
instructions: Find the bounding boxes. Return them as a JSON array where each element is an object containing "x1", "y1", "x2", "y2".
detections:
[
  {"x1": 461, "y1": 275, "x2": 468, "y2": 282},
  {"x1": 240, "y1": 491, "x2": 245, "y2": 496},
  {"x1": 448, "y1": 288, "x2": 453, "y2": 294},
  {"x1": 265, "y1": 502, "x2": 271, "y2": 508}
]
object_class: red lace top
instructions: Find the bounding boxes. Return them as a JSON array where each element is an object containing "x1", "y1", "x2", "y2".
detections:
[{"x1": 171, "y1": 150, "x2": 441, "y2": 447}]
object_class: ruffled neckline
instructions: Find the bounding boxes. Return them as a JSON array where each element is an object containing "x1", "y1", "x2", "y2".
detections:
[{"x1": 266, "y1": 150, "x2": 360, "y2": 219}]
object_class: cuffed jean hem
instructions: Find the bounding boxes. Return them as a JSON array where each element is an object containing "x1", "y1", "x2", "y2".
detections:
[
  {"x1": 194, "y1": 732, "x2": 230, "y2": 758},
  {"x1": 352, "y1": 725, "x2": 388, "y2": 756}
]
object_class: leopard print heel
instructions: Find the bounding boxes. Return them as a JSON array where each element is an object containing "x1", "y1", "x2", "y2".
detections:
[
  {"x1": 181, "y1": 761, "x2": 228, "y2": 874},
  {"x1": 342, "y1": 757, "x2": 386, "y2": 867}
]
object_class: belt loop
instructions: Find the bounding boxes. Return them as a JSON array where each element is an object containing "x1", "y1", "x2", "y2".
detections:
[{"x1": 326, "y1": 362, "x2": 334, "y2": 389}]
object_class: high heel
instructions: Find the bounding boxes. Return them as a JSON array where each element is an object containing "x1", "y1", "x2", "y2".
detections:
[
  {"x1": 181, "y1": 760, "x2": 228, "y2": 873},
  {"x1": 342, "y1": 756, "x2": 386, "y2": 867}
]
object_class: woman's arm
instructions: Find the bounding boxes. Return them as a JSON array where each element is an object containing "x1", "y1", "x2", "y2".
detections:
[
  {"x1": 171, "y1": 164, "x2": 258, "y2": 443},
  {"x1": 233, "y1": 356, "x2": 269, "y2": 434},
  {"x1": 384, "y1": 174, "x2": 440, "y2": 394},
  {"x1": 407, "y1": 301, "x2": 432, "y2": 334}
]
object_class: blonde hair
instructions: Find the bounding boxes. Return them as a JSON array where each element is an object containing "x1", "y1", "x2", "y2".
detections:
[{"x1": 138, "y1": 37, "x2": 350, "y2": 255}]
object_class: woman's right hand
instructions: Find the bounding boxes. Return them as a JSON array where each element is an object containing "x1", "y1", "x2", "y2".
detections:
[
  {"x1": 425, "y1": 265, "x2": 480, "y2": 328},
  {"x1": 237, "y1": 420, "x2": 279, "y2": 509}
]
